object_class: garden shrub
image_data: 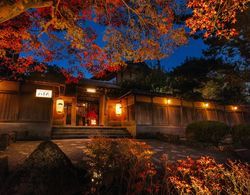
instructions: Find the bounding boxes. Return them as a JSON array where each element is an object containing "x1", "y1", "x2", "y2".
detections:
[
  {"x1": 186, "y1": 121, "x2": 230, "y2": 144},
  {"x1": 84, "y1": 138, "x2": 250, "y2": 195},
  {"x1": 232, "y1": 124, "x2": 250, "y2": 148},
  {"x1": 162, "y1": 156, "x2": 250, "y2": 195},
  {"x1": 84, "y1": 138, "x2": 158, "y2": 195}
]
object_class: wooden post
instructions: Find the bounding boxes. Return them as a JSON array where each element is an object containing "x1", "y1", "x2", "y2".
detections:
[
  {"x1": 17, "y1": 82, "x2": 22, "y2": 120},
  {"x1": 126, "y1": 97, "x2": 129, "y2": 122},
  {"x1": 224, "y1": 106, "x2": 229, "y2": 126},
  {"x1": 99, "y1": 94, "x2": 106, "y2": 126},
  {"x1": 180, "y1": 99, "x2": 183, "y2": 127},
  {"x1": 215, "y1": 104, "x2": 219, "y2": 121},
  {"x1": 71, "y1": 97, "x2": 76, "y2": 126},
  {"x1": 134, "y1": 94, "x2": 137, "y2": 122},
  {"x1": 104, "y1": 89, "x2": 108, "y2": 126},
  {"x1": 166, "y1": 100, "x2": 170, "y2": 125},
  {"x1": 241, "y1": 110, "x2": 245, "y2": 124},
  {"x1": 151, "y1": 96, "x2": 154, "y2": 125},
  {"x1": 192, "y1": 102, "x2": 195, "y2": 122}
]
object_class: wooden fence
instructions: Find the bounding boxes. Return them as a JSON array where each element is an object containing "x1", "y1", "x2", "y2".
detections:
[{"x1": 122, "y1": 94, "x2": 250, "y2": 127}]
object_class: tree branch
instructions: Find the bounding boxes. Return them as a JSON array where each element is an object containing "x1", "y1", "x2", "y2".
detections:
[{"x1": 0, "y1": 0, "x2": 53, "y2": 24}]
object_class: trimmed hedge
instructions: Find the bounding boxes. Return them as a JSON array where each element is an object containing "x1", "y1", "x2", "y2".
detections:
[
  {"x1": 231, "y1": 124, "x2": 250, "y2": 148},
  {"x1": 186, "y1": 121, "x2": 230, "y2": 144}
]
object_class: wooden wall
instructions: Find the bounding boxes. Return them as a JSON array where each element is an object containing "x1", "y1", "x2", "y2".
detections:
[
  {"x1": 123, "y1": 95, "x2": 250, "y2": 127},
  {"x1": 106, "y1": 99, "x2": 127, "y2": 125},
  {"x1": 0, "y1": 81, "x2": 52, "y2": 122},
  {"x1": 0, "y1": 93, "x2": 19, "y2": 121}
]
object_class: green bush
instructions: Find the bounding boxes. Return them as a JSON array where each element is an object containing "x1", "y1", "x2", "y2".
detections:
[
  {"x1": 232, "y1": 124, "x2": 250, "y2": 148},
  {"x1": 186, "y1": 121, "x2": 230, "y2": 144}
]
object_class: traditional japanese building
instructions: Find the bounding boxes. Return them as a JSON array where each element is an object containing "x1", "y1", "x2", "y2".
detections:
[{"x1": 0, "y1": 64, "x2": 250, "y2": 140}]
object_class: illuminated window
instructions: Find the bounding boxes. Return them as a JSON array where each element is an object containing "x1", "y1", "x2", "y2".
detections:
[
  {"x1": 116, "y1": 103, "x2": 122, "y2": 115},
  {"x1": 86, "y1": 88, "x2": 96, "y2": 93}
]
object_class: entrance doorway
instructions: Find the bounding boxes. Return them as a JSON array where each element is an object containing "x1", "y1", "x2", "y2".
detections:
[{"x1": 76, "y1": 101, "x2": 99, "y2": 126}]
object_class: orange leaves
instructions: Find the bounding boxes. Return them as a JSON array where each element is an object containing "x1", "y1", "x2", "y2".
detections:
[
  {"x1": 84, "y1": 138, "x2": 157, "y2": 194},
  {"x1": 1, "y1": 0, "x2": 186, "y2": 79},
  {"x1": 164, "y1": 156, "x2": 250, "y2": 194},
  {"x1": 186, "y1": 0, "x2": 249, "y2": 39}
]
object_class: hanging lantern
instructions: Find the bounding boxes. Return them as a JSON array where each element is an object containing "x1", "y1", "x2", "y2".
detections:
[
  {"x1": 115, "y1": 103, "x2": 122, "y2": 115},
  {"x1": 56, "y1": 99, "x2": 64, "y2": 114}
]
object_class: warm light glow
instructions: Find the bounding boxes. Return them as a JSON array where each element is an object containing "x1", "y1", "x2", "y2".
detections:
[
  {"x1": 56, "y1": 99, "x2": 64, "y2": 114},
  {"x1": 36, "y1": 89, "x2": 52, "y2": 98},
  {"x1": 203, "y1": 103, "x2": 209, "y2": 108},
  {"x1": 86, "y1": 88, "x2": 96, "y2": 93},
  {"x1": 116, "y1": 103, "x2": 122, "y2": 115},
  {"x1": 232, "y1": 106, "x2": 238, "y2": 111},
  {"x1": 90, "y1": 119, "x2": 97, "y2": 125},
  {"x1": 164, "y1": 98, "x2": 171, "y2": 104}
]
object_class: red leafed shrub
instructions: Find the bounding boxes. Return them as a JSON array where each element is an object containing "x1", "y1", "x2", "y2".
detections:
[
  {"x1": 162, "y1": 156, "x2": 250, "y2": 194},
  {"x1": 84, "y1": 138, "x2": 159, "y2": 195},
  {"x1": 84, "y1": 138, "x2": 250, "y2": 194}
]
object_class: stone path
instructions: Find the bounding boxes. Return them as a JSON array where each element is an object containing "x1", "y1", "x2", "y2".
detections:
[
  {"x1": 144, "y1": 139, "x2": 236, "y2": 164},
  {"x1": 0, "y1": 139, "x2": 236, "y2": 171}
]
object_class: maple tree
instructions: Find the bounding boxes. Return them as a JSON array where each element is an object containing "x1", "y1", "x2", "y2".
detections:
[
  {"x1": 203, "y1": 5, "x2": 250, "y2": 66},
  {"x1": 186, "y1": 0, "x2": 249, "y2": 39},
  {"x1": 0, "y1": 0, "x2": 248, "y2": 81},
  {"x1": 0, "y1": 0, "x2": 187, "y2": 80}
]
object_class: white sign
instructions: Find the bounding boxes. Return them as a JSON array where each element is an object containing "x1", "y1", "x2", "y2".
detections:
[{"x1": 36, "y1": 89, "x2": 52, "y2": 98}]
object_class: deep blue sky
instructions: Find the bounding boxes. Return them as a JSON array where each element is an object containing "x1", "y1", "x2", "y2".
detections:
[
  {"x1": 86, "y1": 21, "x2": 208, "y2": 76},
  {"x1": 23, "y1": 21, "x2": 208, "y2": 78},
  {"x1": 161, "y1": 38, "x2": 207, "y2": 71}
]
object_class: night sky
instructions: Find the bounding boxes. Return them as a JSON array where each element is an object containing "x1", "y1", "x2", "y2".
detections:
[
  {"x1": 85, "y1": 22, "x2": 208, "y2": 77},
  {"x1": 23, "y1": 21, "x2": 208, "y2": 78},
  {"x1": 161, "y1": 38, "x2": 207, "y2": 71}
]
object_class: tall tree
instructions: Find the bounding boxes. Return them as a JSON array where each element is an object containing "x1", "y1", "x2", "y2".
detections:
[
  {"x1": 0, "y1": 0, "x2": 188, "y2": 79},
  {"x1": 203, "y1": 5, "x2": 250, "y2": 66},
  {"x1": 169, "y1": 57, "x2": 247, "y2": 103},
  {"x1": 186, "y1": 0, "x2": 249, "y2": 39}
]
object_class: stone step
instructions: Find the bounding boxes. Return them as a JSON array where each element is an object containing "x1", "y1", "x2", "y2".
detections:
[
  {"x1": 53, "y1": 132, "x2": 129, "y2": 136},
  {"x1": 52, "y1": 134, "x2": 131, "y2": 139},
  {"x1": 53, "y1": 130, "x2": 128, "y2": 133},
  {"x1": 52, "y1": 126, "x2": 127, "y2": 130},
  {"x1": 53, "y1": 129, "x2": 129, "y2": 132},
  {"x1": 51, "y1": 126, "x2": 131, "y2": 139}
]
